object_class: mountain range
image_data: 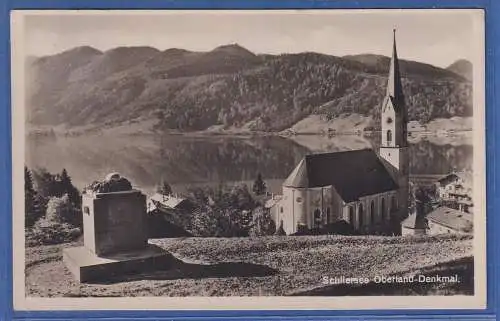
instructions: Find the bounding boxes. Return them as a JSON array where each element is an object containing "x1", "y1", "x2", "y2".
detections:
[{"x1": 26, "y1": 44, "x2": 473, "y2": 132}]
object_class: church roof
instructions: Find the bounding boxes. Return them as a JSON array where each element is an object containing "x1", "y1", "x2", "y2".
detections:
[{"x1": 283, "y1": 149, "x2": 398, "y2": 202}]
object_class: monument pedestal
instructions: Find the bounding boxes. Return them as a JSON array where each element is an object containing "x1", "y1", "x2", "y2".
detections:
[
  {"x1": 63, "y1": 175, "x2": 176, "y2": 283},
  {"x1": 63, "y1": 243, "x2": 174, "y2": 283}
]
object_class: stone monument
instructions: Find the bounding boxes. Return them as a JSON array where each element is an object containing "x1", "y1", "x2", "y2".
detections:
[{"x1": 63, "y1": 173, "x2": 172, "y2": 283}]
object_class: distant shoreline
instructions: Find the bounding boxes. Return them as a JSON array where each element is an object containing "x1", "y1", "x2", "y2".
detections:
[
  {"x1": 26, "y1": 116, "x2": 473, "y2": 139},
  {"x1": 26, "y1": 127, "x2": 473, "y2": 139}
]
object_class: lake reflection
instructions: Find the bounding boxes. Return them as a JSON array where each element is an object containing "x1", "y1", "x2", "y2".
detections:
[{"x1": 26, "y1": 133, "x2": 473, "y2": 195}]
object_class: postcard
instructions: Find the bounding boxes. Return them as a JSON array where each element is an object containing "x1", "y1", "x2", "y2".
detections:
[{"x1": 11, "y1": 9, "x2": 486, "y2": 310}]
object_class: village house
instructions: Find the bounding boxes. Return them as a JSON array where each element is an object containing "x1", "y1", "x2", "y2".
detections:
[
  {"x1": 272, "y1": 30, "x2": 410, "y2": 235},
  {"x1": 435, "y1": 172, "x2": 473, "y2": 213},
  {"x1": 146, "y1": 193, "x2": 195, "y2": 237},
  {"x1": 147, "y1": 192, "x2": 195, "y2": 215},
  {"x1": 401, "y1": 204, "x2": 473, "y2": 236}
]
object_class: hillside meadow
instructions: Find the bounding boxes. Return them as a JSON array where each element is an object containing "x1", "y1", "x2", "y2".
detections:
[{"x1": 25, "y1": 234, "x2": 473, "y2": 297}]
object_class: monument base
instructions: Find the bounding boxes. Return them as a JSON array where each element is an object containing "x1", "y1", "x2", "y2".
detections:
[{"x1": 62, "y1": 243, "x2": 174, "y2": 283}]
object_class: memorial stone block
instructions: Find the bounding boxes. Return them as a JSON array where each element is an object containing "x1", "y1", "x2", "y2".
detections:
[{"x1": 63, "y1": 173, "x2": 172, "y2": 283}]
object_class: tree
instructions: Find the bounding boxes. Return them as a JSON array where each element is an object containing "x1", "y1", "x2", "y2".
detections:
[
  {"x1": 252, "y1": 173, "x2": 267, "y2": 196},
  {"x1": 157, "y1": 180, "x2": 173, "y2": 196},
  {"x1": 45, "y1": 194, "x2": 81, "y2": 227},
  {"x1": 231, "y1": 183, "x2": 255, "y2": 210},
  {"x1": 189, "y1": 206, "x2": 221, "y2": 237},
  {"x1": 249, "y1": 207, "x2": 276, "y2": 236},
  {"x1": 25, "y1": 166, "x2": 44, "y2": 228},
  {"x1": 32, "y1": 168, "x2": 58, "y2": 199},
  {"x1": 186, "y1": 187, "x2": 210, "y2": 205},
  {"x1": 60, "y1": 168, "x2": 81, "y2": 208}
]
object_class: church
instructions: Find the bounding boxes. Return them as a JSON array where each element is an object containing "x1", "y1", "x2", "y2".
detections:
[{"x1": 271, "y1": 30, "x2": 409, "y2": 235}]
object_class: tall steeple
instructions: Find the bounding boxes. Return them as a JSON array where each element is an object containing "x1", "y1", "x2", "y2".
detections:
[
  {"x1": 386, "y1": 29, "x2": 404, "y2": 106},
  {"x1": 380, "y1": 28, "x2": 408, "y2": 148},
  {"x1": 379, "y1": 29, "x2": 410, "y2": 234}
]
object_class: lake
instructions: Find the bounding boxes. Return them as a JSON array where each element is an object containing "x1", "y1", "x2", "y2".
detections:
[{"x1": 25, "y1": 133, "x2": 473, "y2": 196}]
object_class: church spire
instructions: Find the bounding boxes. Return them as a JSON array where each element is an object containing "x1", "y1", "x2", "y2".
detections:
[{"x1": 387, "y1": 29, "x2": 404, "y2": 104}]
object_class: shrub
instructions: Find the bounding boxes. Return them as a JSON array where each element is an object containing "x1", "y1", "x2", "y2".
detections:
[
  {"x1": 26, "y1": 218, "x2": 81, "y2": 246},
  {"x1": 190, "y1": 207, "x2": 223, "y2": 237},
  {"x1": 320, "y1": 220, "x2": 358, "y2": 235},
  {"x1": 45, "y1": 194, "x2": 82, "y2": 227},
  {"x1": 185, "y1": 183, "x2": 259, "y2": 237},
  {"x1": 26, "y1": 194, "x2": 83, "y2": 246}
]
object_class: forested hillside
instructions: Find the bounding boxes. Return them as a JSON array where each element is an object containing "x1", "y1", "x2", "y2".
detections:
[{"x1": 26, "y1": 44, "x2": 473, "y2": 132}]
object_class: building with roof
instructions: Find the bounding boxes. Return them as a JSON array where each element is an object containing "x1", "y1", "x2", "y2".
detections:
[
  {"x1": 274, "y1": 30, "x2": 409, "y2": 235},
  {"x1": 269, "y1": 31, "x2": 409, "y2": 234},
  {"x1": 426, "y1": 206, "x2": 473, "y2": 235},
  {"x1": 147, "y1": 193, "x2": 196, "y2": 226},
  {"x1": 436, "y1": 172, "x2": 473, "y2": 213},
  {"x1": 276, "y1": 149, "x2": 401, "y2": 234}
]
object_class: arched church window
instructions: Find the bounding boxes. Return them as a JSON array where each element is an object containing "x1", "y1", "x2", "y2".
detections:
[
  {"x1": 387, "y1": 130, "x2": 393, "y2": 144},
  {"x1": 386, "y1": 117, "x2": 393, "y2": 124},
  {"x1": 370, "y1": 200, "x2": 375, "y2": 224},
  {"x1": 349, "y1": 206, "x2": 355, "y2": 225},
  {"x1": 358, "y1": 204, "x2": 364, "y2": 228}
]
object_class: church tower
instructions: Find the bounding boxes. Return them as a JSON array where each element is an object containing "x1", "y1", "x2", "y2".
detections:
[{"x1": 379, "y1": 29, "x2": 410, "y2": 224}]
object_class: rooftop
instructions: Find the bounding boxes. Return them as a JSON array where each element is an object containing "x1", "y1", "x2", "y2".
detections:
[
  {"x1": 437, "y1": 172, "x2": 473, "y2": 186},
  {"x1": 149, "y1": 193, "x2": 190, "y2": 209},
  {"x1": 426, "y1": 206, "x2": 473, "y2": 233},
  {"x1": 283, "y1": 149, "x2": 398, "y2": 203}
]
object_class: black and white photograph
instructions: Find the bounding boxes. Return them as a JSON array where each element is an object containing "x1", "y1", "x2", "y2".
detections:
[{"x1": 11, "y1": 9, "x2": 486, "y2": 310}]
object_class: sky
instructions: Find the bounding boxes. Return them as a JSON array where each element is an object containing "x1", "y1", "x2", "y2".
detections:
[{"x1": 21, "y1": 9, "x2": 483, "y2": 68}]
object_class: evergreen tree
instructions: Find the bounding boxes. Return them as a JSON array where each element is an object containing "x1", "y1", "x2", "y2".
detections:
[
  {"x1": 25, "y1": 166, "x2": 43, "y2": 228},
  {"x1": 32, "y1": 168, "x2": 57, "y2": 199},
  {"x1": 157, "y1": 180, "x2": 173, "y2": 196},
  {"x1": 252, "y1": 173, "x2": 266, "y2": 196},
  {"x1": 60, "y1": 168, "x2": 81, "y2": 208}
]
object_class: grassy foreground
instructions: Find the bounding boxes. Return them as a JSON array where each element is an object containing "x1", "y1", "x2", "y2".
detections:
[{"x1": 25, "y1": 234, "x2": 473, "y2": 297}]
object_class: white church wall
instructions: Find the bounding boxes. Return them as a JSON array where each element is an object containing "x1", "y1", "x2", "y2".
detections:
[
  {"x1": 279, "y1": 186, "x2": 308, "y2": 235},
  {"x1": 277, "y1": 186, "x2": 347, "y2": 234}
]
